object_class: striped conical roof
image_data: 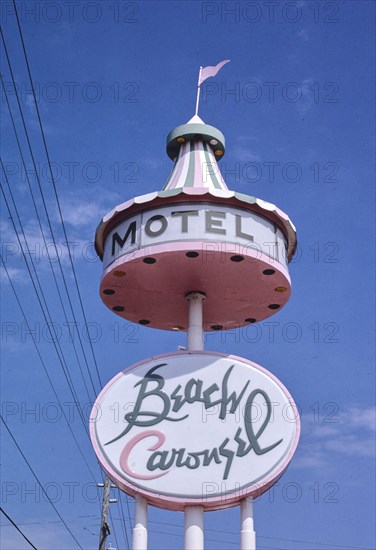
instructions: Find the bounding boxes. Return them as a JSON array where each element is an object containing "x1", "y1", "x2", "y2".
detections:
[{"x1": 163, "y1": 116, "x2": 228, "y2": 192}]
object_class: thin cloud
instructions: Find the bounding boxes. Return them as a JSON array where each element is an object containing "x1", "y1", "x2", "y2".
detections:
[
  {"x1": 233, "y1": 136, "x2": 261, "y2": 163},
  {"x1": 296, "y1": 78, "x2": 316, "y2": 114},
  {"x1": 297, "y1": 29, "x2": 309, "y2": 42},
  {"x1": 296, "y1": 405, "x2": 376, "y2": 469},
  {"x1": 0, "y1": 265, "x2": 26, "y2": 285},
  {"x1": 60, "y1": 189, "x2": 121, "y2": 229},
  {"x1": 233, "y1": 146, "x2": 261, "y2": 163}
]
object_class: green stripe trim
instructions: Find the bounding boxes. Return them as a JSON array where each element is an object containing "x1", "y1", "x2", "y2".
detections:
[
  {"x1": 203, "y1": 142, "x2": 223, "y2": 189},
  {"x1": 184, "y1": 141, "x2": 195, "y2": 187}
]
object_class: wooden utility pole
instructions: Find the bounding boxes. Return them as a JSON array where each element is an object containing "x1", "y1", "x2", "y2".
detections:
[{"x1": 98, "y1": 477, "x2": 111, "y2": 550}]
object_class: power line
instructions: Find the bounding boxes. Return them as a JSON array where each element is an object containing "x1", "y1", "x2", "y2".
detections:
[
  {"x1": 0, "y1": 152, "x2": 92, "y2": 411},
  {"x1": 3, "y1": 6, "x2": 132, "y2": 545},
  {"x1": 0, "y1": 174, "x2": 89, "y2": 433},
  {"x1": 0, "y1": 507, "x2": 38, "y2": 550},
  {"x1": 0, "y1": 33, "x2": 100, "y2": 401},
  {"x1": 133, "y1": 518, "x2": 376, "y2": 550},
  {"x1": 1, "y1": 26, "x2": 111, "y2": 517},
  {"x1": 4, "y1": 511, "x2": 374, "y2": 550},
  {"x1": 137, "y1": 527, "x2": 280, "y2": 549},
  {"x1": 0, "y1": 174, "x2": 107, "y2": 522},
  {"x1": 117, "y1": 491, "x2": 131, "y2": 549},
  {"x1": 0, "y1": 255, "x2": 99, "y2": 484},
  {"x1": 1, "y1": 72, "x2": 96, "y2": 406},
  {"x1": 0, "y1": 416, "x2": 84, "y2": 549},
  {"x1": 11, "y1": 0, "x2": 103, "y2": 391}
]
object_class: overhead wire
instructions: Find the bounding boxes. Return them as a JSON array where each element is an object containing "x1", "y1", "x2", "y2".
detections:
[
  {"x1": 1, "y1": 7, "x2": 130, "y2": 546},
  {"x1": 0, "y1": 28, "x2": 100, "y2": 401},
  {"x1": 0, "y1": 507, "x2": 38, "y2": 550},
  {"x1": 0, "y1": 416, "x2": 84, "y2": 549},
  {"x1": 5, "y1": 511, "x2": 375, "y2": 550},
  {"x1": 11, "y1": 0, "x2": 103, "y2": 391},
  {"x1": 117, "y1": 491, "x2": 131, "y2": 549},
  {"x1": 1, "y1": 72, "x2": 95, "y2": 407},
  {"x1": 0, "y1": 162, "x2": 109, "y2": 511},
  {"x1": 0, "y1": 255, "x2": 99, "y2": 484},
  {"x1": 0, "y1": 171, "x2": 89, "y2": 432},
  {"x1": 0, "y1": 179, "x2": 108, "y2": 530},
  {"x1": 1, "y1": 27, "x2": 113, "y2": 534},
  {"x1": 9, "y1": 3, "x2": 133, "y2": 543},
  {"x1": 108, "y1": 506, "x2": 122, "y2": 550},
  {"x1": 132, "y1": 517, "x2": 376, "y2": 550}
]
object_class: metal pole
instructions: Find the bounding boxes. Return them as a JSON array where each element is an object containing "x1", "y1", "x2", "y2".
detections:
[
  {"x1": 184, "y1": 291, "x2": 206, "y2": 550},
  {"x1": 132, "y1": 495, "x2": 148, "y2": 550},
  {"x1": 99, "y1": 477, "x2": 111, "y2": 550},
  {"x1": 240, "y1": 498, "x2": 256, "y2": 550},
  {"x1": 185, "y1": 505, "x2": 204, "y2": 550},
  {"x1": 195, "y1": 67, "x2": 203, "y2": 116},
  {"x1": 186, "y1": 292, "x2": 205, "y2": 350}
]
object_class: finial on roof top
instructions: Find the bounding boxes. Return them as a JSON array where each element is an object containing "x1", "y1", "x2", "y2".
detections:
[{"x1": 187, "y1": 114, "x2": 205, "y2": 124}]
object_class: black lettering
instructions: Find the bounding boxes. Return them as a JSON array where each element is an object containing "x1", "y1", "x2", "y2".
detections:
[
  {"x1": 235, "y1": 215, "x2": 253, "y2": 242},
  {"x1": 111, "y1": 221, "x2": 136, "y2": 255},
  {"x1": 145, "y1": 215, "x2": 168, "y2": 237},
  {"x1": 205, "y1": 210, "x2": 226, "y2": 234},
  {"x1": 171, "y1": 210, "x2": 199, "y2": 232}
]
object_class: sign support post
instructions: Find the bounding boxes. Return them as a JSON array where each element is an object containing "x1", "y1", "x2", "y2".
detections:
[
  {"x1": 185, "y1": 505, "x2": 205, "y2": 550},
  {"x1": 184, "y1": 291, "x2": 206, "y2": 550},
  {"x1": 132, "y1": 495, "x2": 148, "y2": 550},
  {"x1": 240, "y1": 498, "x2": 256, "y2": 550},
  {"x1": 186, "y1": 292, "x2": 206, "y2": 351}
]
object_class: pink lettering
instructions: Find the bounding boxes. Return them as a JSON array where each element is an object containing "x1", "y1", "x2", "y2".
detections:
[{"x1": 120, "y1": 430, "x2": 168, "y2": 480}]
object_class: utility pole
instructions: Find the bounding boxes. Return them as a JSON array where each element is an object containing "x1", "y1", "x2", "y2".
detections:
[{"x1": 98, "y1": 477, "x2": 111, "y2": 550}]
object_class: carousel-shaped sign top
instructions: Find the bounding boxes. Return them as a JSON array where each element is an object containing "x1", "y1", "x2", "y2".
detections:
[
  {"x1": 164, "y1": 114, "x2": 227, "y2": 191},
  {"x1": 94, "y1": 63, "x2": 297, "y2": 332}
]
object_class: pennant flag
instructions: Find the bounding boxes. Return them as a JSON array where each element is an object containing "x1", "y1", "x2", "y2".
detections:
[{"x1": 198, "y1": 59, "x2": 230, "y2": 86}]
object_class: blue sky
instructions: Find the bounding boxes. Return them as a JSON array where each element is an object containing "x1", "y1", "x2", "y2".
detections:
[{"x1": 1, "y1": 1, "x2": 375, "y2": 549}]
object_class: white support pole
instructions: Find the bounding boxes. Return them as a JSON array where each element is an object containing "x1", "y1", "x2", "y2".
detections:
[
  {"x1": 240, "y1": 498, "x2": 256, "y2": 550},
  {"x1": 185, "y1": 505, "x2": 204, "y2": 550},
  {"x1": 132, "y1": 495, "x2": 148, "y2": 550},
  {"x1": 184, "y1": 291, "x2": 206, "y2": 550},
  {"x1": 186, "y1": 292, "x2": 206, "y2": 351}
]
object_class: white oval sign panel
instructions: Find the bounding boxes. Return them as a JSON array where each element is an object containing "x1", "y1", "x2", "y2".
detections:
[{"x1": 90, "y1": 351, "x2": 300, "y2": 511}]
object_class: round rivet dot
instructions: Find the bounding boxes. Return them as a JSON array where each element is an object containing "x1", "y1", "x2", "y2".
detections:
[
  {"x1": 231, "y1": 255, "x2": 244, "y2": 262},
  {"x1": 113, "y1": 270, "x2": 125, "y2": 277}
]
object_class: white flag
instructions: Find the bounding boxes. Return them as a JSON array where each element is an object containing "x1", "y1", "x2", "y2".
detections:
[{"x1": 198, "y1": 59, "x2": 230, "y2": 86}]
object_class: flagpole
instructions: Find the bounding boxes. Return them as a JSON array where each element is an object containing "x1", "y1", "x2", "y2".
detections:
[{"x1": 195, "y1": 66, "x2": 203, "y2": 116}]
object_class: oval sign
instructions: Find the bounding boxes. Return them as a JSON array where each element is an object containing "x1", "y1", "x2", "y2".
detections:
[{"x1": 90, "y1": 351, "x2": 300, "y2": 511}]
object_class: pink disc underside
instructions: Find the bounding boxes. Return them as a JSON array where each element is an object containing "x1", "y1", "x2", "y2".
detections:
[{"x1": 100, "y1": 241, "x2": 291, "y2": 331}]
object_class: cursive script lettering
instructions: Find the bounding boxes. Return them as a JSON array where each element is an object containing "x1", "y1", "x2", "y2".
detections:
[{"x1": 107, "y1": 362, "x2": 283, "y2": 480}]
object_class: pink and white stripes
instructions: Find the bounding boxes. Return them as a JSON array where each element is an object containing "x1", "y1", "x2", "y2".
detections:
[{"x1": 163, "y1": 140, "x2": 228, "y2": 192}]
